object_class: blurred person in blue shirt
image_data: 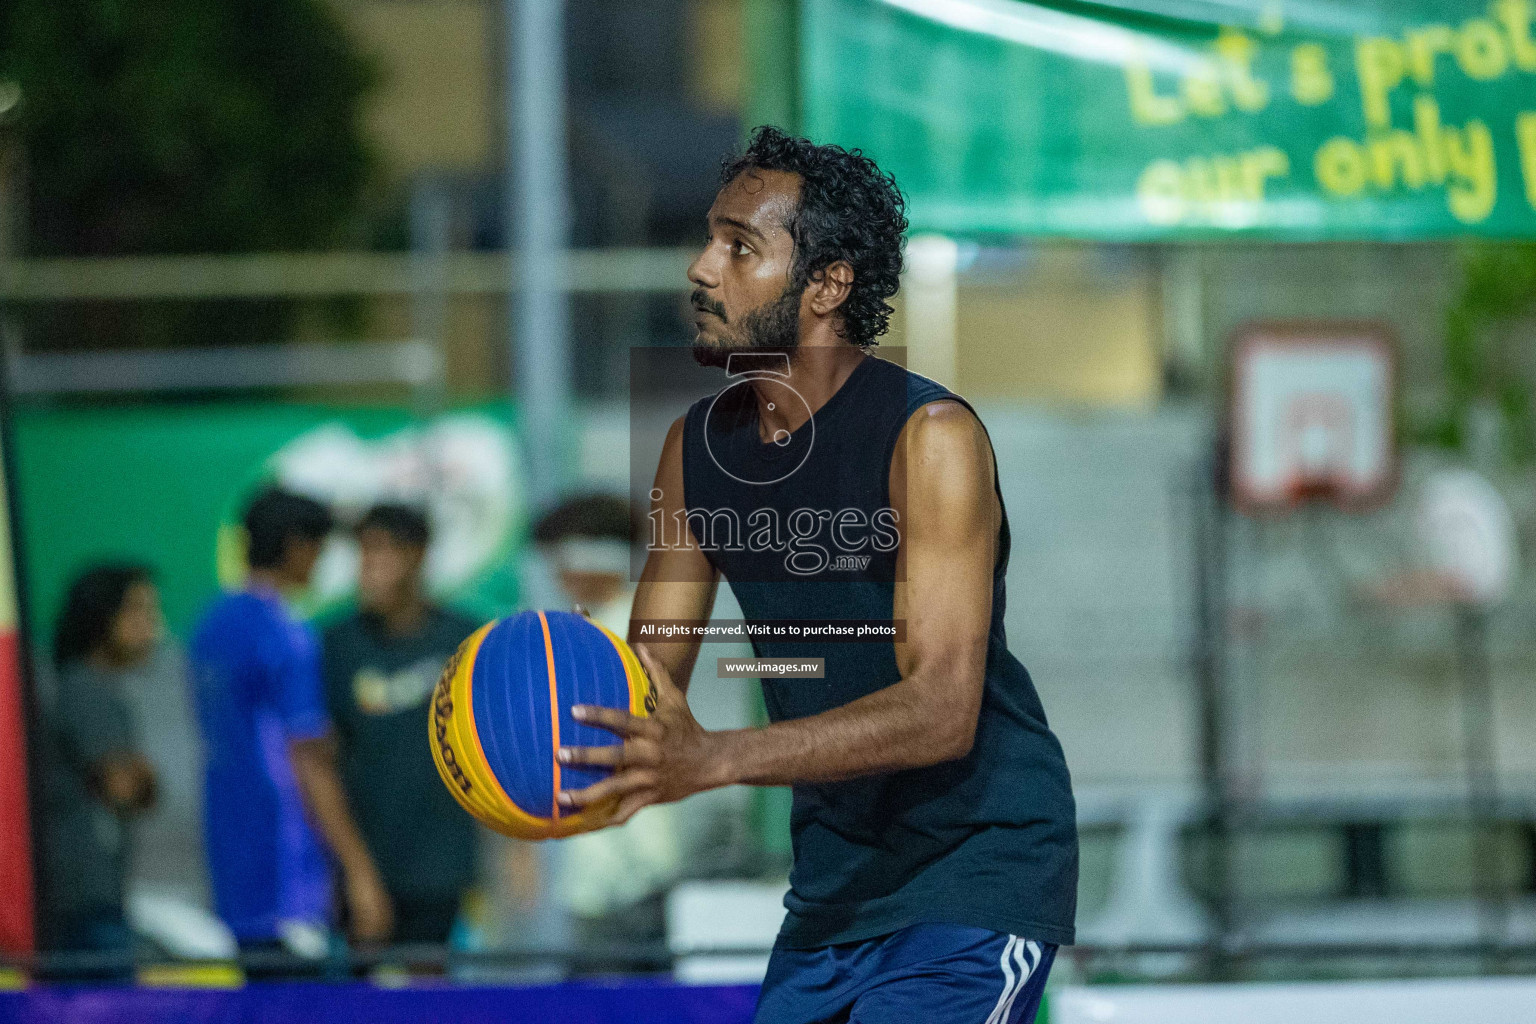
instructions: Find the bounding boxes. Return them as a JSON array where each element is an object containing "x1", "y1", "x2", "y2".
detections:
[
  {"x1": 321, "y1": 504, "x2": 480, "y2": 945},
  {"x1": 36, "y1": 564, "x2": 163, "y2": 958},
  {"x1": 190, "y1": 488, "x2": 392, "y2": 958}
]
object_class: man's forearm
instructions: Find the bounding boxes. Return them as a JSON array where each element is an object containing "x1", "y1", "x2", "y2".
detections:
[
  {"x1": 706, "y1": 675, "x2": 975, "y2": 789},
  {"x1": 289, "y1": 740, "x2": 379, "y2": 882}
]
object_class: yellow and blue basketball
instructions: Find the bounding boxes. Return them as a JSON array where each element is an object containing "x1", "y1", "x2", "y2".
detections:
[{"x1": 429, "y1": 610, "x2": 652, "y2": 840}]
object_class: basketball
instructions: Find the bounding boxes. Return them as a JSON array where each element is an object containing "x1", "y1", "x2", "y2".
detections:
[{"x1": 429, "y1": 610, "x2": 652, "y2": 840}]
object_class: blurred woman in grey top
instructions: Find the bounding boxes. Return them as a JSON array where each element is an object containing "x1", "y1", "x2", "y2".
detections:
[{"x1": 36, "y1": 565, "x2": 163, "y2": 954}]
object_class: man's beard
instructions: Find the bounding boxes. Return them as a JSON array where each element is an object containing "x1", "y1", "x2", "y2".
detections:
[{"x1": 691, "y1": 284, "x2": 801, "y2": 369}]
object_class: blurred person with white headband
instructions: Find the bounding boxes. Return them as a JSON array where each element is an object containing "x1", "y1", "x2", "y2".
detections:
[{"x1": 532, "y1": 495, "x2": 683, "y2": 954}]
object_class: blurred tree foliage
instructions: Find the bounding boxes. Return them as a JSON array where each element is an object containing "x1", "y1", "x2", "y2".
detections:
[
  {"x1": 1437, "y1": 244, "x2": 1536, "y2": 463},
  {"x1": 0, "y1": 0, "x2": 377, "y2": 349}
]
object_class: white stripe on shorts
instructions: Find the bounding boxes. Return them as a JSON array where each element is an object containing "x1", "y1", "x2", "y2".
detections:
[
  {"x1": 983, "y1": 936, "x2": 1018, "y2": 1024},
  {"x1": 1000, "y1": 941, "x2": 1042, "y2": 1023},
  {"x1": 983, "y1": 939, "x2": 1019, "y2": 1024},
  {"x1": 984, "y1": 934, "x2": 1040, "y2": 1024}
]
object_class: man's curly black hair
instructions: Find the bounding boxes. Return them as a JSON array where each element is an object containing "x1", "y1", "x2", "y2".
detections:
[{"x1": 720, "y1": 126, "x2": 908, "y2": 349}]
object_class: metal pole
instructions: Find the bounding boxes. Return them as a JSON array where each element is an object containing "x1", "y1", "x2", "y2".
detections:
[
  {"x1": 1454, "y1": 604, "x2": 1506, "y2": 959},
  {"x1": 507, "y1": 0, "x2": 572, "y2": 514},
  {"x1": 408, "y1": 175, "x2": 451, "y2": 416},
  {"x1": 504, "y1": 0, "x2": 573, "y2": 973},
  {"x1": 904, "y1": 234, "x2": 959, "y2": 388},
  {"x1": 1191, "y1": 453, "x2": 1234, "y2": 978}
]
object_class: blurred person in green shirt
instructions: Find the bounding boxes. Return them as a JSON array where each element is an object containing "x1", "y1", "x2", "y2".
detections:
[{"x1": 321, "y1": 504, "x2": 480, "y2": 944}]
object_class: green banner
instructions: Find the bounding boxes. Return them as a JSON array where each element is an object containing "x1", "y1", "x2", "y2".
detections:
[
  {"x1": 800, "y1": 0, "x2": 1536, "y2": 238},
  {"x1": 11, "y1": 403, "x2": 524, "y2": 654}
]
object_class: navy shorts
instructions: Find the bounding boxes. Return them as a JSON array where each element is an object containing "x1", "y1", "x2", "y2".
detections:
[{"x1": 753, "y1": 923, "x2": 1056, "y2": 1024}]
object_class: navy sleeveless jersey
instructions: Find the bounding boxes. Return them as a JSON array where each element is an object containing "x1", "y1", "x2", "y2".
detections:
[{"x1": 680, "y1": 354, "x2": 1078, "y2": 948}]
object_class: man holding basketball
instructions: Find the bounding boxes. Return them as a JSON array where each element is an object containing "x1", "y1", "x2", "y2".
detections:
[{"x1": 559, "y1": 127, "x2": 1077, "y2": 1024}]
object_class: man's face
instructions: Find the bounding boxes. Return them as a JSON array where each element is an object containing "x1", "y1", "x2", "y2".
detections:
[
  {"x1": 687, "y1": 168, "x2": 805, "y2": 367},
  {"x1": 356, "y1": 527, "x2": 424, "y2": 613}
]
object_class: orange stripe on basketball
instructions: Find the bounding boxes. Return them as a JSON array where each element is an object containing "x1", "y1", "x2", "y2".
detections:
[{"x1": 538, "y1": 611, "x2": 562, "y2": 819}]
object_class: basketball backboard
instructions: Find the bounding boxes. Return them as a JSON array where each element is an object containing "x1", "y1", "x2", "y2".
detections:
[{"x1": 1229, "y1": 323, "x2": 1397, "y2": 514}]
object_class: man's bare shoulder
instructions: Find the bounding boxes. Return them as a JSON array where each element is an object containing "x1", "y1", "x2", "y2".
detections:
[
  {"x1": 896, "y1": 399, "x2": 993, "y2": 483},
  {"x1": 656, "y1": 413, "x2": 689, "y2": 468}
]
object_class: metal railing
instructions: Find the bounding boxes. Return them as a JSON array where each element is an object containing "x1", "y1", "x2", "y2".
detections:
[{"x1": 0, "y1": 249, "x2": 695, "y2": 300}]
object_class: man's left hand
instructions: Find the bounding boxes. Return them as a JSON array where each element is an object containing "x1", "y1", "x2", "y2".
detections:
[{"x1": 557, "y1": 645, "x2": 723, "y2": 825}]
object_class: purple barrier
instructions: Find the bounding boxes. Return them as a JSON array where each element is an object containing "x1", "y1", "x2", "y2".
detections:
[{"x1": 0, "y1": 979, "x2": 762, "y2": 1024}]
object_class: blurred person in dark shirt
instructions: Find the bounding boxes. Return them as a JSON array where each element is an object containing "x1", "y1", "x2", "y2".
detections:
[
  {"x1": 322, "y1": 503, "x2": 480, "y2": 944},
  {"x1": 190, "y1": 488, "x2": 393, "y2": 961},
  {"x1": 37, "y1": 564, "x2": 162, "y2": 955}
]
